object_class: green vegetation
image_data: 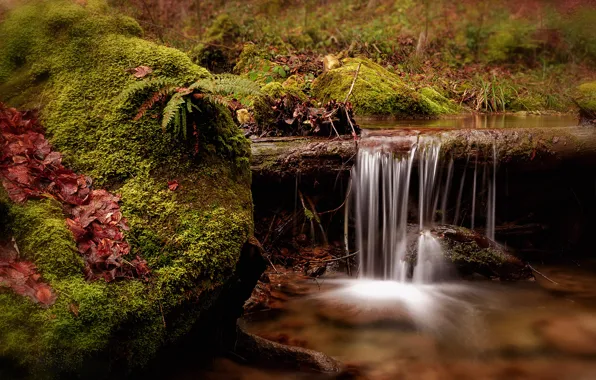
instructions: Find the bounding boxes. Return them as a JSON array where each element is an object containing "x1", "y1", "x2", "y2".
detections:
[
  {"x1": 96, "y1": 0, "x2": 596, "y2": 116},
  {"x1": 576, "y1": 81, "x2": 596, "y2": 112},
  {"x1": 0, "y1": 0, "x2": 253, "y2": 376},
  {"x1": 312, "y1": 58, "x2": 458, "y2": 116}
]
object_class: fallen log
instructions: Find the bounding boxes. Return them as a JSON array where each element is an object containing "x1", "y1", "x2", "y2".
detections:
[
  {"x1": 250, "y1": 126, "x2": 596, "y2": 176},
  {"x1": 250, "y1": 136, "x2": 357, "y2": 178}
]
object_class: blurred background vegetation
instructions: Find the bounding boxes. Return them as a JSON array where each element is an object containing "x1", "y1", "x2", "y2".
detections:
[{"x1": 2, "y1": 0, "x2": 595, "y2": 113}]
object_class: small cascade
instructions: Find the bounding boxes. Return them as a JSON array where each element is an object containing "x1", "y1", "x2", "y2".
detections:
[
  {"x1": 486, "y1": 145, "x2": 497, "y2": 240},
  {"x1": 351, "y1": 134, "x2": 499, "y2": 284},
  {"x1": 353, "y1": 147, "x2": 416, "y2": 280}
]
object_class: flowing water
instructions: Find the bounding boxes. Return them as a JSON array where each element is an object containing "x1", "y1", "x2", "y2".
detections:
[
  {"x1": 351, "y1": 134, "x2": 496, "y2": 283},
  {"x1": 237, "y1": 265, "x2": 596, "y2": 380},
  {"x1": 166, "y1": 115, "x2": 594, "y2": 379}
]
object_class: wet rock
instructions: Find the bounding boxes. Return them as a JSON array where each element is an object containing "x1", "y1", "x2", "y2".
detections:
[
  {"x1": 429, "y1": 225, "x2": 532, "y2": 280},
  {"x1": 234, "y1": 326, "x2": 342, "y2": 373}
]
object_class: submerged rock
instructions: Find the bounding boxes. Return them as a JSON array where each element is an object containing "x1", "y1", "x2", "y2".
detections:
[
  {"x1": 311, "y1": 58, "x2": 458, "y2": 116},
  {"x1": 0, "y1": 0, "x2": 262, "y2": 377}
]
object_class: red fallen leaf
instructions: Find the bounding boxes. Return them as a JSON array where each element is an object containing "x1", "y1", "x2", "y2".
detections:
[
  {"x1": 6, "y1": 165, "x2": 34, "y2": 186},
  {"x1": 69, "y1": 303, "x2": 79, "y2": 317},
  {"x1": 168, "y1": 180, "x2": 179, "y2": 191},
  {"x1": 35, "y1": 285, "x2": 55, "y2": 305},
  {"x1": 12, "y1": 156, "x2": 27, "y2": 164},
  {"x1": 66, "y1": 218, "x2": 87, "y2": 241},
  {"x1": 1, "y1": 103, "x2": 149, "y2": 284},
  {"x1": 0, "y1": 240, "x2": 56, "y2": 306},
  {"x1": 131, "y1": 65, "x2": 152, "y2": 79},
  {"x1": 530, "y1": 149, "x2": 536, "y2": 160},
  {"x1": 42, "y1": 151, "x2": 62, "y2": 166}
]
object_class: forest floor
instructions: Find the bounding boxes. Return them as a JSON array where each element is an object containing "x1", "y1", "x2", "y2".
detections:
[{"x1": 106, "y1": 0, "x2": 596, "y2": 118}]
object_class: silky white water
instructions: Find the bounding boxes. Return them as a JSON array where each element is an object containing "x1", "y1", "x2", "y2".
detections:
[{"x1": 351, "y1": 137, "x2": 498, "y2": 284}]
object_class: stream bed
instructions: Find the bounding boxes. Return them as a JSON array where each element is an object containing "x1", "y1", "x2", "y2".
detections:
[{"x1": 171, "y1": 261, "x2": 596, "y2": 380}]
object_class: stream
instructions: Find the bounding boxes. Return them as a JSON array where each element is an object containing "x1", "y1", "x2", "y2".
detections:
[
  {"x1": 169, "y1": 115, "x2": 593, "y2": 380},
  {"x1": 170, "y1": 262, "x2": 596, "y2": 379}
]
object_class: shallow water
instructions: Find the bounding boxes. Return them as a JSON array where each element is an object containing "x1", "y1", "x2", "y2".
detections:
[
  {"x1": 232, "y1": 262, "x2": 596, "y2": 379},
  {"x1": 358, "y1": 114, "x2": 579, "y2": 130}
]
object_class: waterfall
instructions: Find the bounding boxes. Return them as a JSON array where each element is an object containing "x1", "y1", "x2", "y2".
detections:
[
  {"x1": 353, "y1": 147, "x2": 416, "y2": 281},
  {"x1": 351, "y1": 135, "x2": 498, "y2": 284}
]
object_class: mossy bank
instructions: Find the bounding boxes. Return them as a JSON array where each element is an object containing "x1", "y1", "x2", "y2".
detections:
[{"x1": 0, "y1": 0, "x2": 261, "y2": 377}]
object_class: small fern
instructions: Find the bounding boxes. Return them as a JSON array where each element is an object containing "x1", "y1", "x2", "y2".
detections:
[
  {"x1": 118, "y1": 77, "x2": 178, "y2": 105},
  {"x1": 126, "y1": 74, "x2": 262, "y2": 141},
  {"x1": 161, "y1": 92, "x2": 186, "y2": 133},
  {"x1": 189, "y1": 74, "x2": 262, "y2": 98}
]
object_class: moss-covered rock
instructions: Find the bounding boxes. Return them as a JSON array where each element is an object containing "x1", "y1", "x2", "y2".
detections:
[
  {"x1": 190, "y1": 13, "x2": 243, "y2": 73},
  {"x1": 0, "y1": 0, "x2": 254, "y2": 377},
  {"x1": 431, "y1": 226, "x2": 530, "y2": 280},
  {"x1": 233, "y1": 43, "x2": 289, "y2": 84},
  {"x1": 311, "y1": 58, "x2": 458, "y2": 116},
  {"x1": 575, "y1": 81, "x2": 596, "y2": 124}
]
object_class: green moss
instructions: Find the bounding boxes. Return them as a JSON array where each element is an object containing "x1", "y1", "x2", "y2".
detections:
[
  {"x1": 484, "y1": 21, "x2": 538, "y2": 63},
  {"x1": 261, "y1": 81, "x2": 308, "y2": 101},
  {"x1": 9, "y1": 198, "x2": 83, "y2": 281},
  {"x1": 576, "y1": 81, "x2": 596, "y2": 112},
  {"x1": 419, "y1": 87, "x2": 460, "y2": 114},
  {"x1": 311, "y1": 58, "x2": 458, "y2": 116},
  {"x1": 0, "y1": 0, "x2": 252, "y2": 376},
  {"x1": 190, "y1": 13, "x2": 242, "y2": 72}
]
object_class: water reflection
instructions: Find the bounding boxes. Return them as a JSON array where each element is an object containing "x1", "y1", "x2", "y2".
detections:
[
  {"x1": 242, "y1": 266, "x2": 596, "y2": 379},
  {"x1": 358, "y1": 114, "x2": 579, "y2": 130}
]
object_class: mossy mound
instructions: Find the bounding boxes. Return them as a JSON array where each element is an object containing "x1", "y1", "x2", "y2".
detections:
[
  {"x1": 575, "y1": 81, "x2": 596, "y2": 122},
  {"x1": 0, "y1": 0, "x2": 253, "y2": 377},
  {"x1": 311, "y1": 58, "x2": 458, "y2": 117},
  {"x1": 190, "y1": 13, "x2": 243, "y2": 73}
]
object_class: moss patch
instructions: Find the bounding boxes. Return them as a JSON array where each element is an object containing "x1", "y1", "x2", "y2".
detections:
[
  {"x1": 576, "y1": 81, "x2": 596, "y2": 112},
  {"x1": 0, "y1": 0, "x2": 252, "y2": 376},
  {"x1": 311, "y1": 58, "x2": 458, "y2": 116}
]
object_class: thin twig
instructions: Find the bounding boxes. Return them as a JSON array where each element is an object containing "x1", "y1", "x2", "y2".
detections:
[
  {"x1": 309, "y1": 251, "x2": 359, "y2": 263},
  {"x1": 343, "y1": 62, "x2": 362, "y2": 103},
  {"x1": 304, "y1": 193, "x2": 329, "y2": 246},
  {"x1": 262, "y1": 215, "x2": 277, "y2": 246},
  {"x1": 319, "y1": 180, "x2": 352, "y2": 215},
  {"x1": 328, "y1": 117, "x2": 341, "y2": 139},
  {"x1": 343, "y1": 63, "x2": 361, "y2": 139},
  {"x1": 528, "y1": 264, "x2": 559, "y2": 285},
  {"x1": 266, "y1": 254, "x2": 280, "y2": 274}
]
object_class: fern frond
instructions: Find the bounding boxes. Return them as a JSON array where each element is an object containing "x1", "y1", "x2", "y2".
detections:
[
  {"x1": 188, "y1": 75, "x2": 262, "y2": 98},
  {"x1": 161, "y1": 92, "x2": 185, "y2": 132},
  {"x1": 212, "y1": 74, "x2": 262, "y2": 97},
  {"x1": 134, "y1": 86, "x2": 175, "y2": 121},
  {"x1": 188, "y1": 78, "x2": 214, "y2": 92},
  {"x1": 200, "y1": 93, "x2": 232, "y2": 108},
  {"x1": 118, "y1": 77, "x2": 179, "y2": 104}
]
